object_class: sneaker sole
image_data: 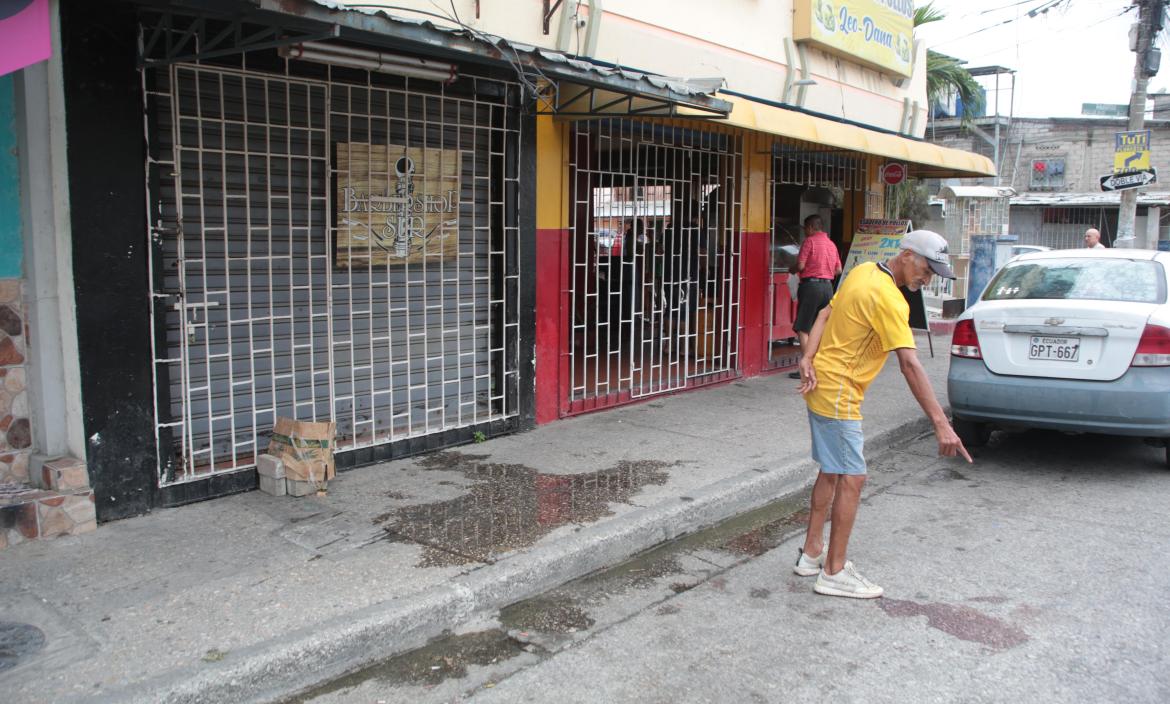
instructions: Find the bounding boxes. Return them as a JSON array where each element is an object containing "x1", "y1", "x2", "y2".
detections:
[
  {"x1": 793, "y1": 565, "x2": 821, "y2": 577},
  {"x1": 813, "y1": 582, "x2": 884, "y2": 599}
]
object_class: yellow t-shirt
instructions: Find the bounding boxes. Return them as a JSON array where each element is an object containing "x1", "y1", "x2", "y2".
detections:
[{"x1": 805, "y1": 261, "x2": 915, "y2": 420}]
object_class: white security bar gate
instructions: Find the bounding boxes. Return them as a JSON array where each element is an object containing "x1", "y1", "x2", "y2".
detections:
[
  {"x1": 566, "y1": 119, "x2": 741, "y2": 411},
  {"x1": 145, "y1": 62, "x2": 521, "y2": 485}
]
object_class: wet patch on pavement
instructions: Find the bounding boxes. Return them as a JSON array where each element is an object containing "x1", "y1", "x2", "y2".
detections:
[
  {"x1": 0, "y1": 621, "x2": 46, "y2": 671},
  {"x1": 927, "y1": 467, "x2": 971, "y2": 483},
  {"x1": 375, "y1": 452, "x2": 673, "y2": 566},
  {"x1": 289, "y1": 630, "x2": 529, "y2": 701},
  {"x1": 878, "y1": 599, "x2": 1030, "y2": 650},
  {"x1": 749, "y1": 587, "x2": 772, "y2": 599},
  {"x1": 499, "y1": 597, "x2": 595, "y2": 634},
  {"x1": 967, "y1": 595, "x2": 1010, "y2": 604}
]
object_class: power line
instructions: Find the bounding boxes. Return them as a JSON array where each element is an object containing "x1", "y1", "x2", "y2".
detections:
[
  {"x1": 932, "y1": 0, "x2": 1076, "y2": 47},
  {"x1": 968, "y1": 4, "x2": 1136, "y2": 59}
]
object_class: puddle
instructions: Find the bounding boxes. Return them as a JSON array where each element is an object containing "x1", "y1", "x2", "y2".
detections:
[
  {"x1": 706, "y1": 491, "x2": 812, "y2": 557},
  {"x1": 499, "y1": 597, "x2": 595, "y2": 634},
  {"x1": 301, "y1": 488, "x2": 817, "y2": 699},
  {"x1": 878, "y1": 599, "x2": 1030, "y2": 650},
  {"x1": 376, "y1": 452, "x2": 672, "y2": 566},
  {"x1": 289, "y1": 630, "x2": 527, "y2": 701}
]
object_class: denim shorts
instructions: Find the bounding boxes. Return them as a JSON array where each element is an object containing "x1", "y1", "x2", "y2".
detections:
[{"x1": 807, "y1": 408, "x2": 866, "y2": 475}]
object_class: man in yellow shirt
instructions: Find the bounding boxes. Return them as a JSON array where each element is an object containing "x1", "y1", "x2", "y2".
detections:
[{"x1": 791, "y1": 230, "x2": 972, "y2": 599}]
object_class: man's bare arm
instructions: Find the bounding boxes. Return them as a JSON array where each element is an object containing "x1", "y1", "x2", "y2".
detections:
[
  {"x1": 894, "y1": 348, "x2": 972, "y2": 462},
  {"x1": 798, "y1": 304, "x2": 832, "y2": 394}
]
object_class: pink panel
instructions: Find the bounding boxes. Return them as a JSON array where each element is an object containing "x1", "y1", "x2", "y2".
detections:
[{"x1": 1, "y1": 0, "x2": 51, "y2": 78}]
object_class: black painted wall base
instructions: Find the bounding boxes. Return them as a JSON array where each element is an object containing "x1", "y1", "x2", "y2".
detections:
[{"x1": 155, "y1": 419, "x2": 523, "y2": 508}]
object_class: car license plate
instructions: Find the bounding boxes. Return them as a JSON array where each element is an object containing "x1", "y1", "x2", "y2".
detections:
[{"x1": 1029, "y1": 335, "x2": 1080, "y2": 362}]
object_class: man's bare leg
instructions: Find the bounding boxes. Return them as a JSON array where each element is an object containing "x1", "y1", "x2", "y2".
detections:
[
  {"x1": 824, "y1": 474, "x2": 866, "y2": 575},
  {"x1": 801, "y1": 471, "x2": 838, "y2": 558}
]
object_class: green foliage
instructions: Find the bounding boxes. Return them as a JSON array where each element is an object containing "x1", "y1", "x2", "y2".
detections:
[
  {"x1": 913, "y1": 1, "x2": 946, "y2": 27},
  {"x1": 472, "y1": 430, "x2": 487, "y2": 443},
  {"x1": 925, "y1": 52, "x2": 986, "y2": 123},
  {"x1": 885, "y1": 180, "x2": 932, "y2": 227},
  {"x1": 913, "y1": 1, "x2": 985, "y2": 125}
]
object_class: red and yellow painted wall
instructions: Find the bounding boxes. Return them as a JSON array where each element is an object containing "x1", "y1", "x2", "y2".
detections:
[{"x1": 533, "y1": 114, "x2": 886, "y2": 424}]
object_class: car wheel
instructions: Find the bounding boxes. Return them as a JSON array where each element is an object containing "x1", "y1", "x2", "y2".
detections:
[{"x1": 953, "y1": 418, "x2": 991, "y2": 447}]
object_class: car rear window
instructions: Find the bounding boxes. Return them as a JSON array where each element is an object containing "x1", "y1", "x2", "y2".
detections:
[{"x1": 983, "y1": 258, "x2": 1167, "y2": 303}]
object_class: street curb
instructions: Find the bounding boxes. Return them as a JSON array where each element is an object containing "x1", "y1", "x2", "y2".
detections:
[{"x1": 106, "y1": 415, "x2": 935, "y2": 704}]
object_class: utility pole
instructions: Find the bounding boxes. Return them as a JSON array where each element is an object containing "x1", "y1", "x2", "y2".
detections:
[{"x1": 1116, "y1": 0, "x2": 1165, "y2": 248}]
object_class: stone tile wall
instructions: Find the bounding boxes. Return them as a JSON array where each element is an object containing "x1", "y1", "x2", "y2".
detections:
[{"x1": 0, "y1": 278, "x2": 29, "y2": 485}]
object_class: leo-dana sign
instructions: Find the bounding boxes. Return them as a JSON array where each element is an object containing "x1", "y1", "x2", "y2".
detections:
[{"x1": 793, "y1": 0, "x2": 914, "y2": 78}]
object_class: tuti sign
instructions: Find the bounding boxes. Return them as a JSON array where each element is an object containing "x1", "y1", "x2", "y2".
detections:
[{"x1": 793, "y1": 0, "x2": 914, "y2": 78}]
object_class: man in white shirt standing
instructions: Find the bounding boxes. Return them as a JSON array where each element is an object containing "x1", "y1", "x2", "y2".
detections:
[{"x1": 1084, "y1": 228, "x2": 1106, "y2": 249}]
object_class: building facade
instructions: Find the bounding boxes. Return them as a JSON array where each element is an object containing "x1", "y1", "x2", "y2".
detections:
[
  {"x1": 928, "y1": 115, "x2": 1170, "y2": 250},
  {"x1": 0, "y1": 0, "x2": 992, "y2": 537}
]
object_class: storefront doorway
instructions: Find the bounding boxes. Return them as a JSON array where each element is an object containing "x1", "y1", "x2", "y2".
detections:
[
  {"x1": 767, "y1": 144, "x2": 872, "y2": 370},
  {"x1": 562, "y1": 120, "x2": 741, "y2": 415}
]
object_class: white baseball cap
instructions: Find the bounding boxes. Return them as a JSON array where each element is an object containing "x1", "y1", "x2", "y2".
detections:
[{"x1": 900, "y1": 229, "x2": 955, "y2": 279}]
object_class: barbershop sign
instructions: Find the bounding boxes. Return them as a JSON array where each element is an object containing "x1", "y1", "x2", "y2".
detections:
[
  {"x1": 335, "y1": 143, "x2": 461, "y2": 267},
  {"x1": 793, "y1": 0, "x2": 914, "y2": 78}
]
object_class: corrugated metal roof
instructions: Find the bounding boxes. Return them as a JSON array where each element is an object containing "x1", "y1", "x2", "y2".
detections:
[
  {"x1": 1010, "y1": 191, "x2": 1170, "y2": 207},
  {"x1": 302, "y1": 0, "x2": 723, "y2": 100},
  {"x1": 938, "y1": 186, "x2": 1016, "y2": 199}
]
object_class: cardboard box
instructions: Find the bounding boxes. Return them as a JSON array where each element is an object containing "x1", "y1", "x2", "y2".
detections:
[{"x1": 267, "y1": 418, "x2": 335, "y2": 486}]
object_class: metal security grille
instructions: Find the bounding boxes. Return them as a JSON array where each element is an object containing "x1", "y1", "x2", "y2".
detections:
[
  {"x1": 1009, "y1": 207, "x2": 1117, "y2": 250},
  {"x1": 328, "y1": 79, "x2": 521, "y2": 452},
  {"x1": 145, "y1": 62, "x2": 520, "y2": 485},
  {"x1": 566, "y1": 120, "x2": 741, "y2": 410}
]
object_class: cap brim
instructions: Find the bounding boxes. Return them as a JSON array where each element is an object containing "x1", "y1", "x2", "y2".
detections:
[{"x1": 927, "y1": 259, "x2": 955, "y2": 279}]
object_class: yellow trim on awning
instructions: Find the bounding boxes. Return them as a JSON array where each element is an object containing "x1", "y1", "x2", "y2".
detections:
[{"x1": 719, "y1": 95, "x2": 997, "y2": 179}]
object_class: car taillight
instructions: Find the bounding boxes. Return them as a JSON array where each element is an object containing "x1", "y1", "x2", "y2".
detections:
[
  {"x1": 951, "y1": 319, "x2": 982, "y2": 359},
  {"x1": 1131, "y1": 323, "x2": 1170, "y2": 367}
]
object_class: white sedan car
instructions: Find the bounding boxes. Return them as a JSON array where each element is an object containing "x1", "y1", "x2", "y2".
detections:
[{"x1": 948, "y1": 248, "x2": 1170, "y2": 467}]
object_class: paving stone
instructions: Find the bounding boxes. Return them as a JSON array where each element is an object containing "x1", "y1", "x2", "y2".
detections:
[
  {"x1": 6, "y1": 418, "x2": 30, "y2": 450},
  {"x1": 3, "y1": 367, "x2": 24, "y2": 394},
  {"x1": 0, "y1": 305, "x2": 22, "y2": 337},
  {"x1": 38, "y1": 503, "x2": 71, "y2": 538},
  {"x1": 0, "y1": 336, "x2": 23, "y2": 366},
  {"x1": 0, "y1": 280, "x2": 20, "y2": 305},
  {"x1": 42, "y1": 458, "x2": 90, "y2": 492},
  {"x1": 61, "y1": 492, "x2": 96, "y2": 524},
  {"x1": 258, "y1": 473, "x2": 287, "y2": 497}
]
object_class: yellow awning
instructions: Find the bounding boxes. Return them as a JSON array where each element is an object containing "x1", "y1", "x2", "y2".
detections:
[{"x1": 718, "y1": 95, "x2": 997, "y2": 179}]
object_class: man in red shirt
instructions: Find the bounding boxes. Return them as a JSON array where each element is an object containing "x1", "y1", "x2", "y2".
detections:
[{"x1": 788, "y1": 215, "x2": 842, "y2": 378}]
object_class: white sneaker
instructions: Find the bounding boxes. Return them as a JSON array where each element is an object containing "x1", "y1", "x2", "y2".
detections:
[
  {"x1": 792, "y1": 546, "x2": 827, "y2": 577},
  {"x1": 813, "y1": 561, "x2": 884, "y2": 599}
]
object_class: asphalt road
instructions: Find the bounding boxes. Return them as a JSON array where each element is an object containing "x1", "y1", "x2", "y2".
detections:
[{"x1": 297, "y1": 428, "x2": 1170, "y2": 704}]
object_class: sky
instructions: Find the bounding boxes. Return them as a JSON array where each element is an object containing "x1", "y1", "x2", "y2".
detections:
[{"x1": 914, "y1": 0, "x2": 1167, "y2": 118}]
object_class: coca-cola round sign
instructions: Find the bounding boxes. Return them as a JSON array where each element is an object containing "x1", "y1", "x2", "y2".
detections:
[{"x1": 881, "y1": 163, "x2": 907, "y2": 186}]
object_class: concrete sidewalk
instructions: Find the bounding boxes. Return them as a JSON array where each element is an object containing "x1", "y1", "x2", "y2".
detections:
[{"x1": 1, "y1": 334, "x2": 951, "y2": 703}]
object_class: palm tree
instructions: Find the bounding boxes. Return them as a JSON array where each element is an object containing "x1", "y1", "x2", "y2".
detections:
[
  {"x1": 915, "y1": 2, "x2": 986, "y2": 123},
  {"x1": 887, "y1": 3, "x2": 989, "y2": 221}
]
